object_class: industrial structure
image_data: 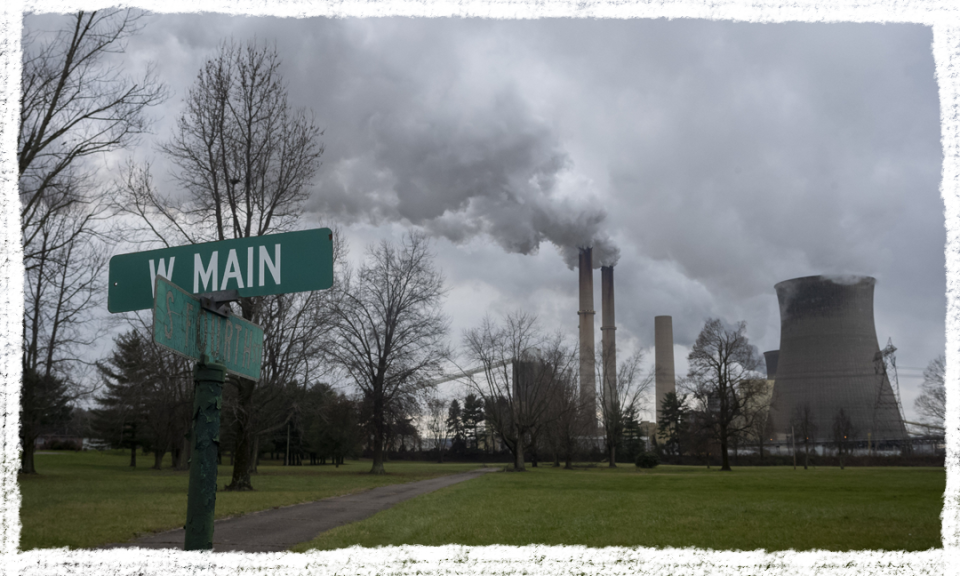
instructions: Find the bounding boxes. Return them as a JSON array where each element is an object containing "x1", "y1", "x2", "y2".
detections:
[
  {"x1": 765, "y1": 275, "x2": 906, "y2": 446},
  {"x1": 578, "y1": 248, "x2": 597, "y2": 427},
  {"x1": 600, "y1": 266, "x2": 617, "y2": 420},
  {"x1": 654, "y1": 315, "x2": 676, "y2": 438}
]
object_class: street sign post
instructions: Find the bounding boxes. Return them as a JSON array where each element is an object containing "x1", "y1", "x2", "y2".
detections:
[
  {"x1": 135, "y1": 230, "x2": 330, "y2": 551},
  {"x1": 153, "y1": 276, "x2": 264, "y2": 381},
  {"x1": 152, "y1": 275, "x2": 266, "y2": 550},
  {"x1": 109, "y1": 228, "x2": 333, "y2": 313}
]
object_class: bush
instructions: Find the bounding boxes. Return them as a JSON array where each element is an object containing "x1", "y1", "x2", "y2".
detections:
[{"x1": 636, "y1": 451, "x2": 660, "y2": 469}]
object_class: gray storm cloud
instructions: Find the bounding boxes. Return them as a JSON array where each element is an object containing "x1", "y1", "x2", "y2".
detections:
[{"x1": 310, "y1": 88, "x2": 619, "y2": 268}]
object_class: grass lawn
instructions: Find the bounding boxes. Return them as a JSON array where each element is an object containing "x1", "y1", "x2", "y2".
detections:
[
  {"x1": 293, "y1": 464, "x2": 944, "y2": 552},
  {"x1": 19, "y1": 450, "x2": 483, "y2": 550}
]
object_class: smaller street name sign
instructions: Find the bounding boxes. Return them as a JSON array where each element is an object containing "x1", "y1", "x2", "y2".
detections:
[
  {"x1": 109, "y1": 228, "x2": 333, "y2": 313},
  {"x1": 153, "y1": 276, "x2": 264, "y2": 381}
]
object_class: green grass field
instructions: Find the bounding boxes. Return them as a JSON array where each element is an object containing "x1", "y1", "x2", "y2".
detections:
[
  {"x1": 293, "y1": 464, "x2": 945, "y2": 552},
  {"x1": 18, "y1": 450, "x2": 482, "y2": 550}
]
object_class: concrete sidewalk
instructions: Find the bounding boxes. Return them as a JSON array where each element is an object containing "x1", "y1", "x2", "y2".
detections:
[{"x1": 102, "y1": 467, "x2": 497, "y2": 553}]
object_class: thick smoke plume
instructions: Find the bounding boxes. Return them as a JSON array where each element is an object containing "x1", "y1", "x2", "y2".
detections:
[{"x1": 310, "y1": 88, "x2": 619, "y2": 269}]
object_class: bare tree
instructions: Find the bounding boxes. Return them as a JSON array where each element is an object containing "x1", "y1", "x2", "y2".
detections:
[
  {"x1": 0, "y1": 1, "x2": 165, "y2": 280},
  {"x1": 685, "y1": 318, "x2": 764, "y2": 472},
  {"x1": 915, "y1": 354, "x2": 945, "y2": 427},
  {"x1": 113, "y1": 39, "x2": 327, "y2": 490},
  {"x1": 463, "y1": 312, "x2": 574, "y2": 472},
  {"x1": 324, "y1": 233, "x2": 449, "y2": 474},
  {"x1": 791, "y1": 403, "x2": 817, "y2": 470},
  {"x1": 4, "y1": 197, "x2": 106, "y2": 474},
  {"x1": 425, "y1": 395, "x2": 450, "y2": 463},
  {"x1": 542, "y1": 365, "x2": 583, "y2": 469},
  {"x1": 598, "y1": 349, "x2": 652, "y2": 467},
  {"x1": 832, "y1": 407, "x2": 856, "y2": 470},
  {"x1": 119, "y1": 39, "x2": 323, "y2": 246},
  {"x1": 743, "y1": 379, "x2": 772, "y2": 461}
]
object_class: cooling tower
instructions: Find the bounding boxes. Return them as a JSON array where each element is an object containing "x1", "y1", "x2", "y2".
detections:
[
  {"x1": 654, "y1": 316, "x2": 676, "y2": 428},
  {"x1": 766, "y1": 275, "x2": 906, "y2": 444},
  {"x1": 578, "y1": 248, "x2": 597, "y2": 427},
  {"x1": 600, "y1": 266, "x2": 617, "y2": 419}
]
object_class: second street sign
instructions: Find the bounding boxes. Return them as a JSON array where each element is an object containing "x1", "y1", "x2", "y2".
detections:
[
  {"x1": 109, "y1": 228, "x2": 333, "y2": 313},
  {"x1": 153, "y1": 276, "x2": 264, "y2": 381}
]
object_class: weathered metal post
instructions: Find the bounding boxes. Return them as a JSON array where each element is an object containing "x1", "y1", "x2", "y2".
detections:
[{"x1": 184, "y1": 360, "x2": 226, "y2": 551}]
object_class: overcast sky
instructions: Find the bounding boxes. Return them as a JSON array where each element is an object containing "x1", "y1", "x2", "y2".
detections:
[{"x1": 23, "y1": 14, "x2": 945, "y2": 422}]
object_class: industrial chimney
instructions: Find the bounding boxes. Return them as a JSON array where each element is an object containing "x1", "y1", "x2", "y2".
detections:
[
  {"x1": 654, "y1": 316, "x2": 676, "y2": 433},
  {"x1": 600, "y1": 266, "x2": 617, "y2": 420},
  {"x1": 766, "y1": 275, "x2": 906, "y2": 444},
  {"x1": 579, "y1": 248, "x2": 597, "y2": 428}
]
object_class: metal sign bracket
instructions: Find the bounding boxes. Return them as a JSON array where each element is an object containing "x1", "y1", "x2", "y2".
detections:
[{"x1": 197, "y1": 289, "x2": 240, "y2": 318}]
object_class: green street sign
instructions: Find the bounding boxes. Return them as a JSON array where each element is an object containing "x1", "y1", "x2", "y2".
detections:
[
  {"x1": 109, "y1": 228, "x2": 333, "y2": 313},
  {"x1": 153, "y1": 276, "x2": 264, "y2": 381}
]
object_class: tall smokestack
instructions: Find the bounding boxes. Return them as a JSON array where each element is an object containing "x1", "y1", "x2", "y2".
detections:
[
  {"x1": 654, "y1": 316, "x2": 676, "y2": 434},
  {"x1": 601, "y1": 266, "x2": 617, "y2": 421},
  {"x1": 579, "y1": 248, "x2": 596, "y2": 428}
]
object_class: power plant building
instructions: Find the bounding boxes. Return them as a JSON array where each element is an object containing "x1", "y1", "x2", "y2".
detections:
[{"x1": 765, "y1": 275, "x2": 906, "y2": 445}]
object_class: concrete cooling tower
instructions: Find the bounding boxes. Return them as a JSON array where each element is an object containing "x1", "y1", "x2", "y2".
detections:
[{"x1": 766, "y1": 275, "x2": 906, "y2": 445}]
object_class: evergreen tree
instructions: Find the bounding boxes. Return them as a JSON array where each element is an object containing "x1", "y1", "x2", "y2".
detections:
[
  {"x1": 92, "y1": 330, "x2": 192, "y2": 469},
  {"x1": 446, "y1": 399, "x2": 466, "y2": 456},
  {"x1": 618, "y1": 406, "x2": 644, "y2": 463},
  {"x1": 657, "y1": 391, "x2": 689, "y2": 457},
  {"x1": 20, "y1": 367, "x2": 72, "y2": 474},
  {"x1": 91, "y1": 331, "x2": 151, "y2": 466},
  {"x1": 461, "y1": 393, "x2": 485, "y2": 452}
]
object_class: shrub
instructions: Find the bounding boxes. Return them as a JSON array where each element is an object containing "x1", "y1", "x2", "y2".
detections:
[{"x1": 636, "y1": 451, "x2": 660, "y2": 469}]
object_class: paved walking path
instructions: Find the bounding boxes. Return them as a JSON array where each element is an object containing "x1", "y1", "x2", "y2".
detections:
[{"x1": 103, "y1": 467, "x2": 497, "y2": 553}]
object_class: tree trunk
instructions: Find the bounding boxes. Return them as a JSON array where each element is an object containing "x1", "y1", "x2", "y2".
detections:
[
  {"x1": 250, "y1": 435, "x2": 260, "y2": 474},
  {"x1": 177, "y1": 433, "x2": 191, "y2": 470},
  {"x1": 513, "y1": 438, "x2": 526, "y2": 471},
  {"x1": 130, "y1": 442, "x2": 137, "y2": 467},
  {"x1": 804, "y1": 440, "x2": 809, "y2": 470},
  {"x1": 720, "y1": 434, "x2": 731, "y2": 471},
  {"x1": 225, "y1": 380, "x2": 255, "y2": 490},
  {"x1": 370, "y1": 393, "x2": 386, "y2": 474},
  {"x1": 21, "y1": 436, "x2": 37, "y2": 474},
  {"x1": 153, "y1": 449, "x2": 165, "y2": 470},
  {"x1": 608, "y1": 444, "x2": 617, "y2": 467}
]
